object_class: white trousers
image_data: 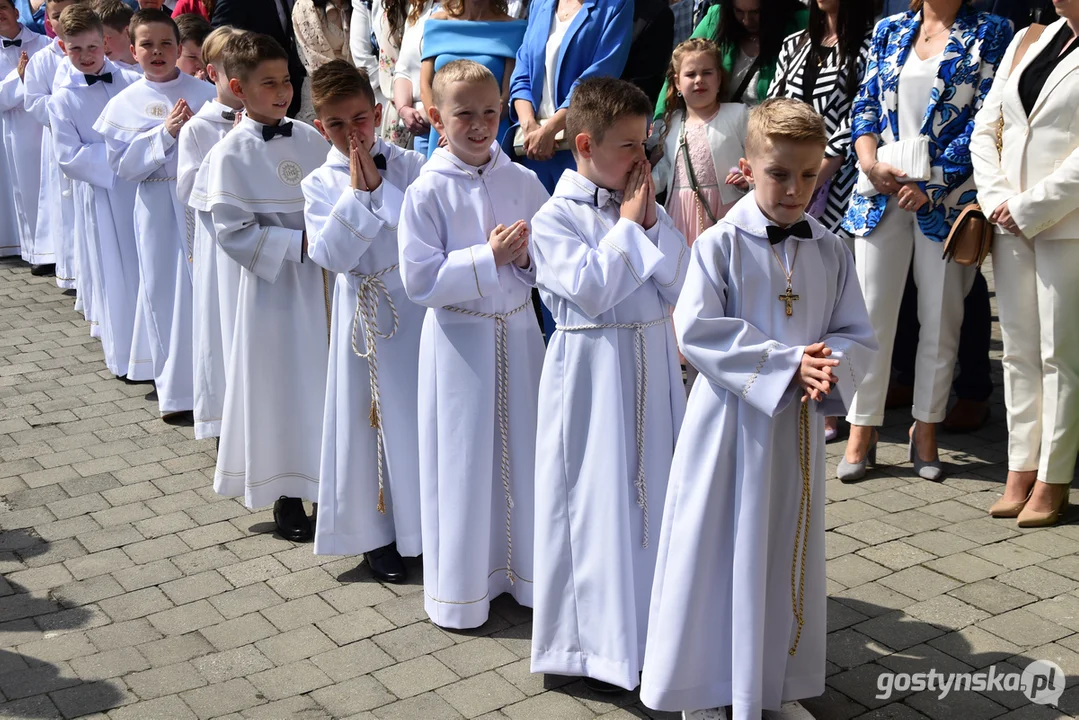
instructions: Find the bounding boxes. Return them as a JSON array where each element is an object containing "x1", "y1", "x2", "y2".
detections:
[
  {"x1": 993, "y1": 233, "x2": 1079, "y2": 484},
  {"x1": 846, "y1": 198, "x2": 975, "y2": 426}
]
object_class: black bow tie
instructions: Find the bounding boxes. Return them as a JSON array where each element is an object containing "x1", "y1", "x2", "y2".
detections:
[
  {"x1": 766, "y1": 220, "x2": 812, "y2": 245},
  {"x1": 3, "y1": 39, "x2": 21, "y2": 48},
  {"x1": 221, "y1": 110, "x2": 236, "y2": 122},
  {"x1": 85, "y1": 72, "x2": 112, "y2": 86},
  {"x1": 372, "y1": 153, "x2": 386, "y2": 171},
  {"x1": 261, "y1": 121, "x2": 293, "y2": 142}
]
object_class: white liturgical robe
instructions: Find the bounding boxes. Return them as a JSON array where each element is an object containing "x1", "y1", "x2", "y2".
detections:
[
  {"x1": 190, "y1": 115, "x2": 329, "y2": 509},
  {"x1": 23, "y1": 39, "x2": 70, "y2": 277},
  {"x1": 304, "y1": 139, "x2": 426, "y2": 557},
  {"x1": 95, "y1": 70, "x2": 216, "y2": 414},
  {"x1": 50, "y1": 61, "x2": 141, "y2": 378},
  {"x1": 639, "y1": 194, "x2": 877, "y2": 719},
  {"x1": 0, "y1": 26, "x2": 48, "y2": 258},
  {"x1": 528, "y1": 170, "x2": 688, "y2": 691},
  {"x1": 399, "y1": 144, "x2": 548, "y2": 629},
  {"x1": 177, "y1": 99, "x2": 241, "y2": 440}
]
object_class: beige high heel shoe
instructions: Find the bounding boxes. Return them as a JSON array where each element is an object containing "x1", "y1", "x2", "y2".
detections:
[
  {"x1": 1016, "y1": 484, "x2": 1070, "y2": 528},
  {"x1": 989, "y1": 489, "x2": 1032, "y2": 518}
]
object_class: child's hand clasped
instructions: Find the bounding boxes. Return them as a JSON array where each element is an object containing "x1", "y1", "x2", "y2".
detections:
[
  {"x1": 621, "y1": 160, "x2": 656, "y2": 230},
  {"x1": 16, "y1": 52, "x2": 28, "y2": 81},
  {"x1": 797, "y1": 342, "x2": 839, "y2": 403},
  {"x1": 348, "y1": 132, "x2": 382, "y2": 192},
  {"x1": 489, "y1": 220, "x2": 529, "y2": 268},
  {"x1": 165, "y1": 99, "x2": 193, "y2": 138}
]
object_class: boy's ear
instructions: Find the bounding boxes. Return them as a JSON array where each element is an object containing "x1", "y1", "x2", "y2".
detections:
[
  {"x1": 427, "y1": 105, "x2": 443, "y2": 134},
  {"x1": 312, "y1": 117, "x2": 330, "y2": 142},
  {"x1": 373, "y1": 102, "x2": 382, "y2": 131},
  {"x1": 205, "y1": 63, "x2": 219, "y2": 83},
  {"x1": 738, "y1": 157, "x2": 753, "y2": 186},
  {"x1": 573, "y1": 132, "x2": 592, "y2": 160},
  {"x1": 228, "y1": 76, "x2": 244, "y2": 100},
  {"x1": 57, "y1": 38, "x2": 66, "y2": 53}
]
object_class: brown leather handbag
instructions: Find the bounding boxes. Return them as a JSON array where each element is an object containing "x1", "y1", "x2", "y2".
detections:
[
  {"x1": 942, "y1": 24, "x2": 1047, "y2": 267},
  {"x1": 942, "y1": 204, "x2": 993, "y2": 267}
]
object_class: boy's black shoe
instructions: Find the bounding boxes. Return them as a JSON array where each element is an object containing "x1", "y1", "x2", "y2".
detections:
[
  {"x1": 274, "y1": 496, "x2": 312, "y2": 542},
  {"x1": 582, "y1": 677, "x2": 623, "y2": 694},
  {"x1": 30, "y1": 263, "x2": 55, "y2": 277},
  {"x1": 364, "y1": 543, "x2": 406, "y2": 583}
]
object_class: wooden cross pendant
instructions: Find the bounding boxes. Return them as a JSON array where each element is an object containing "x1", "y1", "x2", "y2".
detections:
[{"x1": 779, "y1": 284, "x2": 799, "y2": 317}]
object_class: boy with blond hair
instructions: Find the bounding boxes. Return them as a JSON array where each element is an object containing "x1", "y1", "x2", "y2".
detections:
[
  {"x1": 639, "y1": 98, "x2": 878, "y2": 720},
  {"x1": 399, "y1": 59, "x2": 548, "y2": 628},
  {"x1": 303, "y1": 60, "x2": 426, "y2": 581},
  {"x1": 528, "y1": 77, "x2": 688, "y2": 693},
  {"x1": 176, "y1": 25, "x2": 244, "y2": 440},
  {"x1": 50, "y1": 4, "x2": 142, "y2": 379}
]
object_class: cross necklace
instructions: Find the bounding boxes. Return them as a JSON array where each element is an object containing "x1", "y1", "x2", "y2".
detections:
[{"x1": 771, "y1": 241, "x2": 800, "y2": 317}]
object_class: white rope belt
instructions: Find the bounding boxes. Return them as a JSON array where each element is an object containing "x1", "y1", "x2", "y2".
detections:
[
  {"x1": 140, "y1": 176, "x2": 176, "y2": 183},
  {"x1": 556, "y1": 315, "x2": 672, "y2": 548},
  {"x1": 350, "y1": 264, "x2": 400, "y2": 515},
  {"x1": 443, "y1": 298, "x2": 533, "y2": 584}
]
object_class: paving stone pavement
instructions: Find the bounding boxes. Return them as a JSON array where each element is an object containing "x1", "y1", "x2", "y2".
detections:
[{"x1": 1, "y1": 256, "x2": 1078, "y2": 720}]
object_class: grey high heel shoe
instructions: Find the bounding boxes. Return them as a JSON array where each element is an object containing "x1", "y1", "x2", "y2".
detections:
[
  {"x1": 837, "y1": 434, "x2": 877, "y2": 482},
  {"x1": 909, "y1": 424, "x2": 945, "y2": 481}
]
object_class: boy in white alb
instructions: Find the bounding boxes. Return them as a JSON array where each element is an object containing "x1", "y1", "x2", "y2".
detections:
[
  {"x1": 638, "y1": 100, "x2": 878, "y2": 720},
  {"x1": 399, "y1": 60, "x2": 548, "y2": 629},
  {"x1": 23, "y1": 0, "x2": 80, "y2": 279},
  {"x1": 50, "y1": 4, "x2": 141, "y2": 379},
  {"x1": 528, "y1": 77, "x2": 688, "y2": 693},
  {"x1": 93, "y1": 0, "x2": 137, "y2": 69},
  {"x1": 303, "y1": 61, "x2": 426, "y2": 582},
  {"x1": 0, "y1": 0, "x2": 49, "y2": 259},
  {"x1": 95, "y1": 8, "x2": 215, "y2": 418},
  {"x1": 189, "y1": 32, "x2": 329, "y2": 543},
  {"x1": 176, "y1": 25, "x2": 244, "y2": 441}
]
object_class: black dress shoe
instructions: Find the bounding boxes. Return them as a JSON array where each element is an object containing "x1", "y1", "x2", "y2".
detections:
[
  {"x1": 30, "y1": 263, "x2": 55, "y2": 277},
  {"x1": 145, "y1": 387, "x2": 158, "y2": 402},
  {"x1": 364, "y1": 543, "x2": 406, "y2": 583},
  {"x1": 582, "y1": 677, "x2": 624, "y2": 693},
  {"x1": 274, "y1": 496, "x2": 313, "y2": 542}
]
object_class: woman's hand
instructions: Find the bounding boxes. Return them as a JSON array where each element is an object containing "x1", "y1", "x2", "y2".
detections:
[
  {"x1": 896, "y1": 184, "x2": 928, "y2": 213},
  {"x1": 990, "y1": 200, "x2": 1025, "y2": 238},
  {"x1": 865, "y1": 160, "x2": 906, "y2": 196},
  {"x1": 398, "y1": 105, "x2": 429, "y2": 135},
  {"x1": 524, "y1": 122, "x2": 558, "y2": 161}
]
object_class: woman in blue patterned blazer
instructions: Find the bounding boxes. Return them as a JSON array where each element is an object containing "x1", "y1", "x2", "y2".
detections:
[{"x1": 836, "y1": 0, "x2": 1011, "y2": 483}]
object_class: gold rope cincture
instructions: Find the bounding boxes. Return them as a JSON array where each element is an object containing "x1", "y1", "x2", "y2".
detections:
[
  {"x1": 790, "y1": 399, "x2": 812, "y2": 655},
  {"x1": 322, "y1": 269, "x2": 332, "y2": 343},
  {"x1": 350, "y1": 264, "x2": 400, "y2": 514},
  {"x1": 556, "y1": 316, "x2": 672, "y2": 548},
  {"x1": 443, "y1": 298, "x2": 533, "y2": 584}
]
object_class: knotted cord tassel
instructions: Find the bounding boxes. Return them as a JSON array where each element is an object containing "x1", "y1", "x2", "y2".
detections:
[{"x1": 369, "y1": 401, "x2": 379, "y2": 429}]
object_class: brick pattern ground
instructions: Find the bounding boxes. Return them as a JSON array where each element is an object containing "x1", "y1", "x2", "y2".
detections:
[{"x1": 0, "y1": 256, "x2": 1078, "y2": 720}]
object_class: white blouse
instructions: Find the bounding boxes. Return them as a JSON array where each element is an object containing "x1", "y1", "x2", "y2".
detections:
[
  {"x1": 538, "y1": 12, "x2": 575, "y2": 119},
  {"x1": 898, "y1": 50, "x2": 942, "y2": 141}
]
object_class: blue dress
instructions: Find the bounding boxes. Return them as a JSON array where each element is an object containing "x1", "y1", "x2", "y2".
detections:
[
  {"x1": 421, "y1": 18, "x2": 527, "y2": 157},
  {"x1": 14, "y1": 0, "x2": 46, "y2": 35}
]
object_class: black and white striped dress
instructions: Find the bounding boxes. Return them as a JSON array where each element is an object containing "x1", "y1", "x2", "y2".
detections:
[{"x1": 768, "y1": 31, "x2": 872, "y2": 235}]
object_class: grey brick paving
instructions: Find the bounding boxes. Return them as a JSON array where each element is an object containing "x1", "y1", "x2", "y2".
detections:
[{"x1": 3, "y1": 256, "x2": 1079, "y2": 719}]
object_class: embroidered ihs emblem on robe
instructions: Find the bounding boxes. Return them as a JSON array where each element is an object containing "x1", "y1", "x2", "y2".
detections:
[
  {"x1": 278, "y1": 160, "x2": 303, "y2": 186},
  {"x1": 146, "y1": 101, "x2": 168, "y2": 119}
]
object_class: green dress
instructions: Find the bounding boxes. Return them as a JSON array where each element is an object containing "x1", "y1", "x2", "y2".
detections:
[{"x1": 654, "y1": 6, "x2": 808, "y2": 117}]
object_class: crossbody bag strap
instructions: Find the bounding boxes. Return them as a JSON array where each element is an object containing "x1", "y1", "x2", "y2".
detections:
[{"x1": 678, "y1": 120, "x2": 718, "y2": 226}]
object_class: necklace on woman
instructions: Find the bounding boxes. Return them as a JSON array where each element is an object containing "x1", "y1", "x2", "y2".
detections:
[
  {"x1": 921, "y1": 23, "x2": 951, "y2": 42},
  {"x1": 556, "y1": 0, "x2": 579, "y2": 21}
]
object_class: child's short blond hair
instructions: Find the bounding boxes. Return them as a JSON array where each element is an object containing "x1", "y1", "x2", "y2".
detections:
[
  {"x1": 201, "y1": 25, "x2": 244, "y2": 67},
  {"x1": 745, "y1": 98, "x2": 827, "y2": 156},
  {"x1": 431, "y1": 59, "x2": 498, "y2": 105},
  {"x1": 57, "y1": 3, "x2": 102, "y2": 38}
]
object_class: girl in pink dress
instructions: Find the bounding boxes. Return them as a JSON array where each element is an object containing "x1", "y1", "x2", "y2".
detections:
[{"x1": 653, "y1": 38, "x2": 750, "y2": 246}]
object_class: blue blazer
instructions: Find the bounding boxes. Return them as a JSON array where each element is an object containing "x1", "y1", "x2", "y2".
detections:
[
  {"x1": 14, "y1": 0, "x2": 45, "y2": 35},
  {"x1": 508, "y1": 0, "x2": 633, "y2": 120},
  {"x1": 843, "y1": 6, "x2": 1013, "y2": 241}
]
